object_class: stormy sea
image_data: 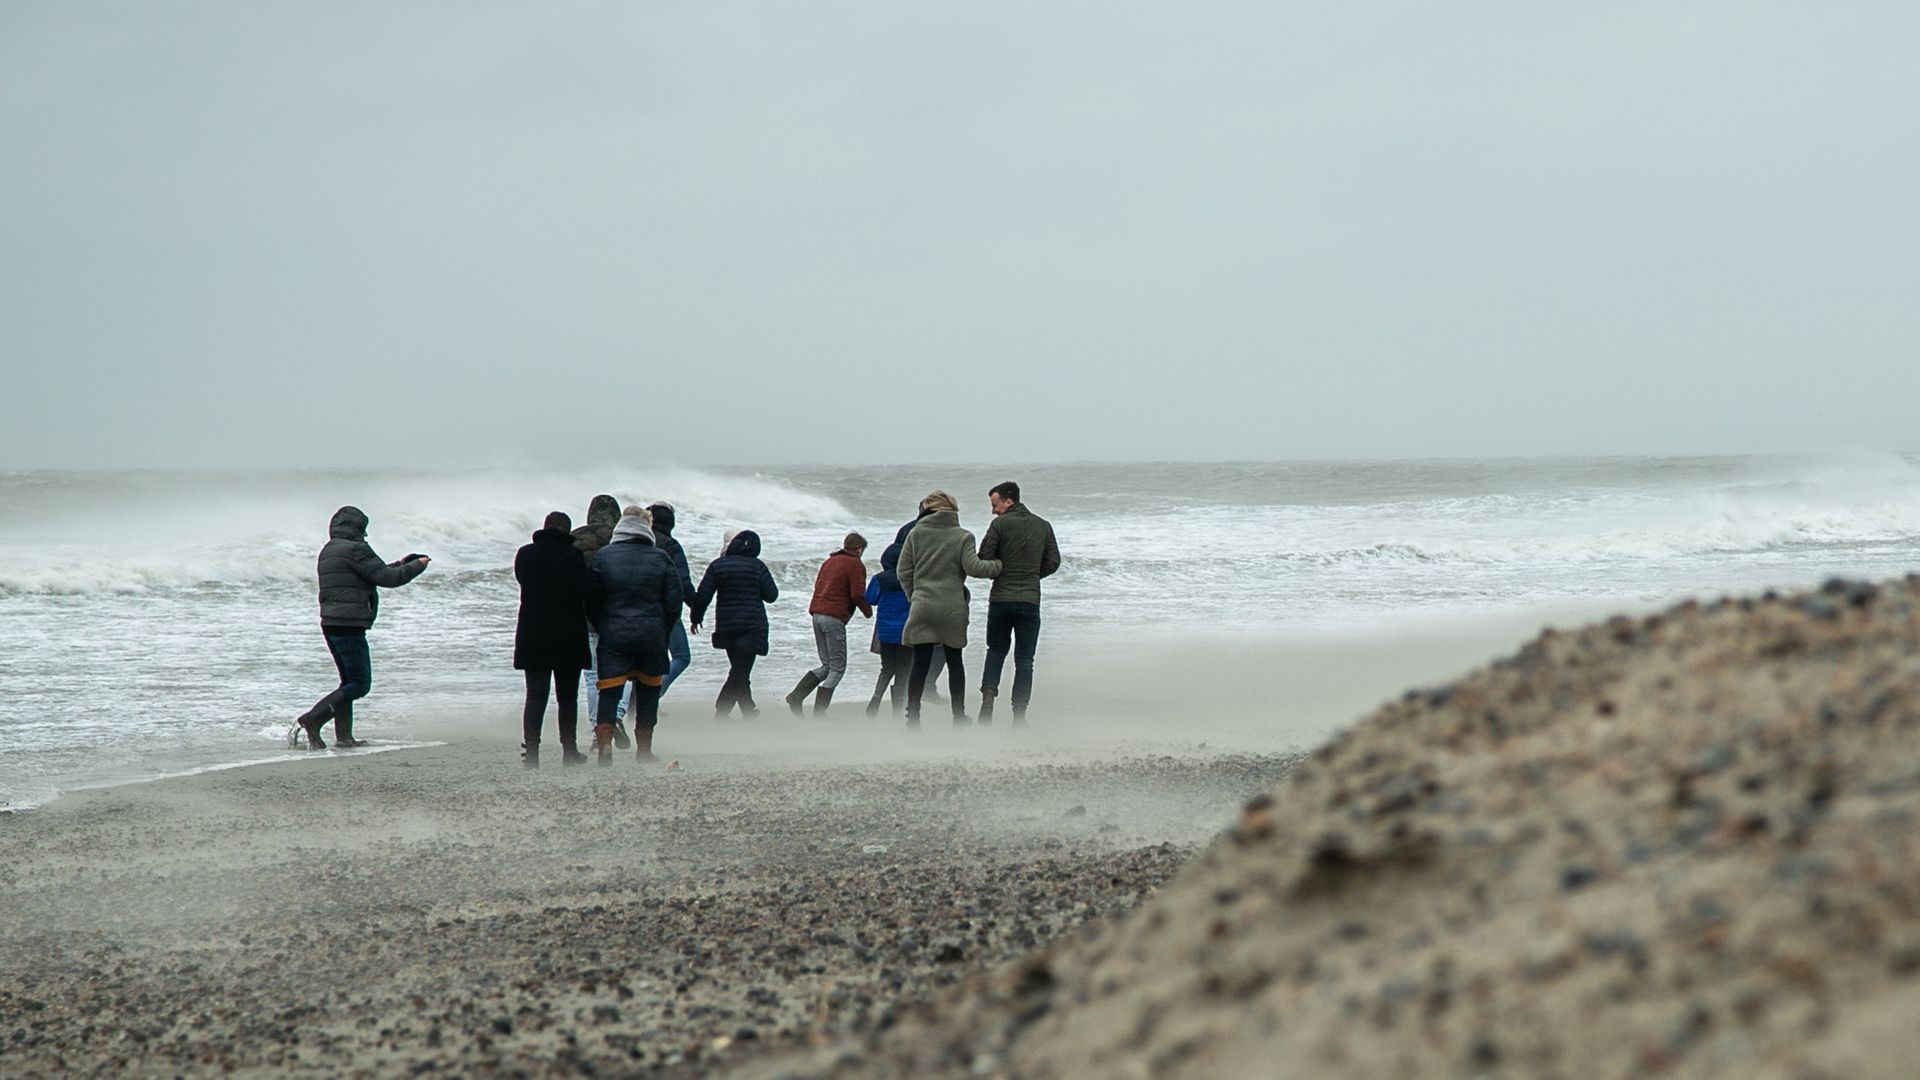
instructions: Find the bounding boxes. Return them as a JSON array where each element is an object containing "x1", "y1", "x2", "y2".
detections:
[{"x1": 5, "y1": 453, "x2": 1920, "y2": 811}]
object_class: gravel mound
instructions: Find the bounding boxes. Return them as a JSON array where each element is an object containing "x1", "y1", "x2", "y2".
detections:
[{"x1": 751, "y1": 578, "x2": 1920, "y2": 1079}]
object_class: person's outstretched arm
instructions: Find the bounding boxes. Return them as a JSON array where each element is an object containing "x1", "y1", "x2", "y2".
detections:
[
  {"x1": 848, "y1": 561, "x2": 872, "y2": 618},
  {"x1": 353, "y1": 543, "x2": 427, "y2": 588}
]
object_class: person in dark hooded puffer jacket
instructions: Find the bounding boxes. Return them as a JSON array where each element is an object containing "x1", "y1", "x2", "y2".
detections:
[
  {"x1": 572, "y1": 494, "x2": 632, "y2": 744},
  {"x1": 296, "y1": 506, "x2": 429, "y2": 749},
  {"x1": 514, "y1": 510, "x2": 596, "y2": 767},
  {"x1": 688, "y1": 530, "x2": 779, "y2": 719},
  {"x1": 589, "y1": 506, "x2": 683, "y2": 763}
]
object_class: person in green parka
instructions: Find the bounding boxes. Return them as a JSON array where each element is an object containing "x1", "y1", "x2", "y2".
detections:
[{"x1": 896, "y1": 490, "x2": 1001, "y2": 727}]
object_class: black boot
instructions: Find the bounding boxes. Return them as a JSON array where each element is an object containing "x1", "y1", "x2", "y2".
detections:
[
  {"x1": 333, "y1": 703, "x2": 367, "y2": 748},
  {"x1": 813, "y1": 687, "x2": 834, "y2": 716},
  {"x1": 521, "y1": 744, "x2": 540, "y2": 769},
  {"x1": 297, "y1": 691, "x2": 346, "y2": 750},
  {"x1": 560, "y1": 742, "x2": 588, "y2": 766},
  {"x1": 865, "y1": 695, "x2": 882, "y2": 718},
  {"x1": 979, "y1": 688, "x2": 996, "y2": 725},
  {"x1": 786, "y1": 672, "x2": 822, "y2": 716}
]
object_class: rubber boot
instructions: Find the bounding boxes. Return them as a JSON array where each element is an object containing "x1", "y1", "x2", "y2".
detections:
[
  {"x1": 865, "y1": 695, "x2": 882, "y2": 718},
  {"x1": 561, "y1": 742, "x2": 588, "y2": 766},
  {"x1": 979, "y1": 688, "x2": 996, "y2": 726},
  {"x1": 521, "y1": 744, "x2": 540, "y2": 769},
  {"x1": 333, "y1": 704, "x2": 367, "y2": 748},
  {"x1": 635, "y1": 726, "x2": 657, "y2": 762},
  {"x1": 594, "y1": 724, "x2": 614, "y2": 766},
  {"x1": 786, "y1": 671, "x2": 822, "y2": 716},
  {"x1": 813, "y1": 687, "x2": 834, "y2": 716},
  {"x1": 298, "y1": 691, "x2": 346, "y2": 750}
]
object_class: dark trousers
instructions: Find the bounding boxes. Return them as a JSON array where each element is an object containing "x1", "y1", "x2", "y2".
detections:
[
  {"x1": 600, "y1": 679, "x2": 660, "y2": 732},
  {"x1": 522, "y1": 668, "x2": 581, "y2": 748},
  {"x1": 306, "y1": 631, "x2": 373, "y2": 738},
  {"x1": 907, "y1": 643, "x2": 965, "y2": 720},
  {"x1": 870, "y1": 642, "x2": 912, "y2": 711},
  {"x1": 981, "y1": 602, "x2": 1042, "y2": 712},
  {"x1": 716, "y1": 649, "x2": 759, "y2": 716}
]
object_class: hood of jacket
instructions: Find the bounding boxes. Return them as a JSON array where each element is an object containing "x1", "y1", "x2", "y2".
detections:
[
  {"x1": 531, "y1": 527, "x2": 575, "y2": 545},
  {"x1": 611, "y1": 515, "x2": 656, "y2": 545},
  {"x1": 726, "y1": 530, "x2": 762, "y2": 558},
  {"x1": 647, "y1": 502, "x2": 676, "y2": 535},
  {"x1": 586, "y1": 494, "x2": 620, "y2": 531},
  {"x1": 915, "y1": 509, "x2": 961, "y2": 532},
  {"x1": 330, "y1": 506, "x2": 369, "y2": 542},
  {"x1": 873, "y1": 541, "x2": 905, "y2": 594}
]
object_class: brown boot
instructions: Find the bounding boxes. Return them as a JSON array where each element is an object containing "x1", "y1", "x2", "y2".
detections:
[
  {"x1": 594, "y1": 724, "x2": 614, "y2": 766},
  {"x1": 635, "y1": 726, "x2": 657, "y2": 762}
]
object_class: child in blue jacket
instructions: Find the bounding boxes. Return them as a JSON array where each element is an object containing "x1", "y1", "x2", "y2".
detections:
[{"x1": 864, "y1": 540, "x2": 913, "y2": 716}]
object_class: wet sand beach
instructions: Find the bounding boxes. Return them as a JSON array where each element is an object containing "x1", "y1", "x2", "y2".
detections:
[{"x1": 0, "y1": 734, "x2": 1302, "y2": 1077}]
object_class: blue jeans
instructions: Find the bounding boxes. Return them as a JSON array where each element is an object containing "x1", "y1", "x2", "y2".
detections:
[
  {"x1": 663, "y1": 621, "x2": 692, "y2": 693},
  {"x1": 981, "y1": 602, "x2": 1041, "y2": 712},
  {"x1": 584, "y1": 631, "x2": 626, "y2": 723}
]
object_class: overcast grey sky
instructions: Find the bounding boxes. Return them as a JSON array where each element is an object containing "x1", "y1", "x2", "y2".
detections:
[{"x1": 3, "y1": 2, "x2": 1916, "y2": 468}]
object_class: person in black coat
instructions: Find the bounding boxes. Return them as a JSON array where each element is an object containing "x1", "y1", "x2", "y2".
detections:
[
  {"x1": 514, "y1": 511, "x2": 596, "y2": 767},
  {"x1": 590, "y1": 507, "x2": 684, "y2": 762},
  {"x1": 688, "y1": 530, "x2": 779, "y2": 719}
]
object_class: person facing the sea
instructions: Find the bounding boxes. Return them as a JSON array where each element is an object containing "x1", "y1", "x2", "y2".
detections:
[
  {"x1": 976, "y1": 481, "x2": 1061, "y2": 725},
  {"x1": 893, "y1": 511, "x2": 946, "y2": 702},
  {"x1": 572, "y1": 494, "x2": 631, "y2": 745},
  {"x1": 588, "y1": 506, "x2": 682, "y2": 763},
  {"x1": 295, "y1": 506, "x2": 430, "y2": 750},
  {"x1": 863, "y1": 537, "x2": 913, "y2": 717},
  {"x1": 786, "y1": 533, "x2": 872, "y2": 716},
  {"x1": 513, "y1": 510, "x2": 595, "y2": 767},
  {"x1": 897, "y1": 491, "x2": 1001, "y2": 728},
  {"x1": 646, "y1": 502, "x2": 697, "y2": 698},
  {"x1": 689, "y1": 530, "x2": 779, "y2": 720}
]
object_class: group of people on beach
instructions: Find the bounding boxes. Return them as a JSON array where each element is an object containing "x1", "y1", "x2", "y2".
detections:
[{"x1": 293, "y1": 483, "x2": 1060, "y2": 767}]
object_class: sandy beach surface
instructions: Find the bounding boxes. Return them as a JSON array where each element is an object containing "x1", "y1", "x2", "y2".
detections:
[{"x1": 5, "y1": 622, "x2": 1523, "y2": 1079}]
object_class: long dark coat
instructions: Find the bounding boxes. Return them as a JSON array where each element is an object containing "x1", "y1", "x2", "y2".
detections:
[{"x1": 513, "y1": 528, "x2": 595, "y2": 670}]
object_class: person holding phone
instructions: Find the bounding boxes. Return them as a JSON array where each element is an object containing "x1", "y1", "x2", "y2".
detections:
[{"x1": 295, "y1": 505, "x2": 430, "y2": 749}]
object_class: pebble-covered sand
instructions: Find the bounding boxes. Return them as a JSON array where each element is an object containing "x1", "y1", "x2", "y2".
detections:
[
  {"x1": 0, "y1": 736, "x2": 1298, "y2": 1077},
  {"x1": 742, "y1": 578, "x2": 1920, "y2": 1079}
]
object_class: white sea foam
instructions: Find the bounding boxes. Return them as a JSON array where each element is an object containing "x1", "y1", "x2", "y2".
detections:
[{"x1": 6, "y1": 453, "x2": 1920, "y2": 811}]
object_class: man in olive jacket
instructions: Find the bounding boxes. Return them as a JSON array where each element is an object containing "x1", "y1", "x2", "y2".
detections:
[
  {"x1": 297, "y1": 505, "x2": 430, "y2": 749},
  {"x1": 977, "y1": 481, "x2": 1060, "y2": 724}
]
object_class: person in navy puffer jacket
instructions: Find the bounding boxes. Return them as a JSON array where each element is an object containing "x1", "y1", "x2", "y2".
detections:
[
  {"x1": 689, "y1": 530, "x2": 779, "y2": 718},
  {"x1": 863, "y1": 540, "x2": 913, "y2": 716},
  {"x1": 589, "y1": 506, "x2": 683, "y2": 762}
]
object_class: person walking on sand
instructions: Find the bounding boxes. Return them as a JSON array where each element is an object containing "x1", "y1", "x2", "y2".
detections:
[
  {"x1": 588, "y1": 506, "x2": 683, "y2": 764},
  {"x1": 513, "y1": 510, "x2": 596, "y2": 767},
  {"x1": 893, "y1": 511, "x2": 946, "y2": 702},
  {"x1": 572, "y1": 494, "x2": 632, "y2": 745},
  {"x1": 897, "y1": 491, "x2": 1001, "y2": 728},
  {"x1": 976, "y1": 481, "x2": 1061, "y2": 726},
  {"x1": 863, "y1": 537, "x2": 913, "y2": 717},
  {"x1": 295, "y1": 506, "x2": 430, "y2": 750},
  {"x1": 646, "y1": 502, "x2": 697, "y2": 698},
  {"x1": 689, "y1": 530, "x2": 779, "y2": 719},
  {"x1": 786, "y1": 533, "x2": 872, "y2": 716}
]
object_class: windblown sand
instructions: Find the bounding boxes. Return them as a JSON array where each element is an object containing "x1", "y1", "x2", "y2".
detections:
[{"x1": 741, "y1": 579, "x2": 1920, "y2": 1079}]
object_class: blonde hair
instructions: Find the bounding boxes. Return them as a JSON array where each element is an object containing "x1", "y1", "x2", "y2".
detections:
[{"x1": 919, "y1": 490, "x2": 958, "y2": 514}]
